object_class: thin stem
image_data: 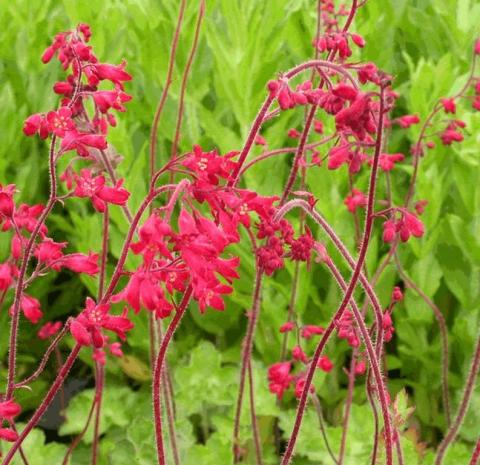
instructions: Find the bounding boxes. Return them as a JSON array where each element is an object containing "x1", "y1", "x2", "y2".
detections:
[
  {"x1": 91, "y1": 363, "x2": 104, "y2": 465},
  {"x1": 170, "y1": 0, "x2": 205, "y2": 162},
  {"x1": 61, "y1": 393, "x2": 97, "y2": 465},
  {"x1": 248, "y1": 360, "x2": 263, "y2": 465},
  {"x1": 394, "y1": 254, "x2": 451, "y2": 426},
  {"x1": 233, "y1": 267, "x2": 263, "y2": 463},
  {"x1": 434, "y1": 332, "x2": 480, "y2": 465},
  {"x1": 6, "y1": 136, "x2": 58, "y2": 399},
  {"x1": 280, "y1": 85, "x2": 394, "y2": 465},
  {"x1": 15, "y1": 320, "x2": 70, "y2": 388},
  {"x1": 2, "y1": 345, "x2": 81, "y2": 465},
  {"x1": 310, "y1": 394, "x2": 338, "y2": 465},
  {"x1": 149, "y1": 0, "x2": 187, "y2": 181},
  {"x1": 153, "y1": 288, "x2": 193, "y2": 465},
  {"x1": 338, "y1": 353, "x2": 357, "y2": 464},
  {"x1": 469, "y1": 438, "x2": 480, "y2": 465},
  {"x1": 98, "y1": 206, "x2": 109, "y2": 301}
]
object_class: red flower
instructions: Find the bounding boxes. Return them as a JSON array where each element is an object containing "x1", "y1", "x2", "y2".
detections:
[
  {"x1": 287, "y1": 128, "x2": 300, "y2": 138},
  {"x1": 344, "y1": 189, "x2": 367, "y2": 213},
  {"x1": 294, "y1": 377, "x2": 315, "y2": 399},
  {"x1": 440, "y1": 128, "x2": 463, "y2": 145},
  {"x1": 292, "y1": 345, "x2": 308, "y2": 363},
  {"x1": 0, "y1": 185, "x2": 15, "y2": 218},
  {"x1": 279, "y1": 321, "x2": 295, "y2": 333},
  {"x1": 94, "y1": 61, "x2": 132, "y2": 87},
  {"x1": 15, "y1": 294, "x2": 43, "y2": 324},
  {"x1": 0, "y1": 428, "x2": 18, "y2": 442},
  {"x1": 70, "y1": 297, "x2": 133, "y2": 348},
  {"x1": 376, "y1": 153, "x2": 405, "y2": 172},
  {"x1": 38, "y1": 321, "x2": 63, "y2": 340},
  {"x1": 73, "y1": 170, "x2": 129, "y2": 212},
  {"x1": 34, "y1": 239, "x2": 66, "y2": 270},
  {"x1": 268, "y1": 362, "x2": 293, "y2": 399},
  {"x1": 46, "y1": 107, "x2": 76, "y2": 137},
  {"x1": 61, "y1": 131, "x2": 107, "y2": 157},
  {"x1": 440, "y1": 98, "x2": 456, "y2": 114},
  {"x1": 93, "y1": 90, "x2": 132, "y2": 113},
  {"x1": 317, "y1": 355, "x2": 334, "y2": 372},
  {"x1": 113, "y1": 270, "x2": 174, "y2": 319},
  {"x1": 61, "y1": 252, "x2": 99, "y2": 275},
  {"x1": 0, "y1": 400, "x2": 21, "y2": 421},
  {"x1": 23, "y1": 113, "x2": 50, "y2": 139},
  {"x1": 335, "y1": 94, "x2": 376, "y2": 140},
  {"x1": 301, "y1": 325, "x2": 325, "y2": 339},
  {"x1": 392, "y1": 286, "x2": 403, "y2": 302},
  {"x1": 0, "y1": 263, "x2": 15, "y2": 291},
  {"x1": 396, "y1": 114, "x2": 420, "y2": 129}
]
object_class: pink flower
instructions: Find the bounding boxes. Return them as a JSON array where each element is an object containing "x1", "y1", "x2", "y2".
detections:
[
  {"x1": 109, "y1": 342, "x2": 123, "y2": 357},
  {"x1": 344, "y1": 189, "x2": 367, "y2": 213},
  {"x1": 301, "y1": 325, "x2": 325, "y2": 339},
  {"x1": 0, "y1": 185, "x2": 15, "y2": 217},
  {"x1": 292, "y1": 345, "x2": 308, "y2": 363},
  {"x1": 61, "y1": 131, "x2": 107, "y2": 157},
  {"x1": 279, "y1": 321, "x2": 295, "y2": 333},
  {"x1": 440, "y1": 128, "x2": 463, "y2": 145},
  {"x1": 335, "y1": 94, "x2": 376, "y2": 140},
  {"x1": 440, "y1": 98, "x2": 456, "y2": 114},
  {"x1": 0, "y1": 400, "x2": 21, "y2": 421},
  {"x1": 254, "y1": 135, "x2": 267, "y2": 145},
  {"x1": 287, "y1": 128, "x2": 300, "y2": 138},
  {"x1": 93, "y1": 90, "x2": 132, "y2": 113},
  {"x1": 61, "y1": 252, "x2": 99, "y2": 275},
  {"x1": 46, "y1": 107, "x2": 75, "y2": 137},
  {"x1": 396, "y1": 114, "x2": 420, "y2": 129},
  {"x1": 38, "y1": 321, "x2": 63, "y2": 340},
  {"x1": 376, "y1": 153, "x2": 405, "y2": 171},
  {"x1": 73, "y1": 170, "x2": 129, "y2": 212},
  {"x1": 317, "y1": 355, "x2": 334, "y2": 372},
  {"x1": 0, "y1": 262, "x2": 15, "y2": 291},
  {"x1": 23, "y1": 113, "x2": 49, "y2": 139},
  {"x1": 294, "y1": 377, "x2": 315, "y2": 399},
  {"x1": 328, "y1": 143, "x2": 351, "y2": 170},
  {"x1": 355, "y1": 360, "x2": 367, "y2": 375},
  {"x1": 0, "y1": 428, "x2": 18, "y2": 442},
  {"x1": 351, "y1": 33, "x2": 365, "y2": 48},
  {"x1": 94, "y1": 61, "x2": 132, "y2": 87},
  {"x1": 70, "y1": 297, "x2": 133, "y2": 348},
  {"x1": 15, "y1": 294, "x2": 43, "y2": 324},
  {"x1": 34, "y1": 239, "x2": 66, "y2": 269},
  {"x1": 392, "y1": 286, "x2": 403, "y2": 302},
  {"x1": 268, "y1": 362, "x2": 293, "y2": 399}
]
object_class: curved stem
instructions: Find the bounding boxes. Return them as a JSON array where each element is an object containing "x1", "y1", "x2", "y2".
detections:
[
  {"x1": 170, "y1": 0, "x2": 205, "y2": 163},
  {"x1": 149, "y1": 0, "x2": 187, "y2": 181},
  {"x1": 434, "y1": 332, "x2": 480, "y2": 465},
  {"x1": 280, "y1": 85, "x2": 394, "y2": 465},
  {"x1": 394, "y1": 254, "x2": 451, "y2": 426},
  {"x1": 233, "y1": 267, "x2": 263, "y2": 462},
  {"x1": 153, "y1": 288, "x2": 192, "y2": 465},
  {"x1": 2, "y1": 345, "x2": 81, "y2": 465},
  {"x1": 310, "y1": 394, "x2": 338, "y2": 465}
]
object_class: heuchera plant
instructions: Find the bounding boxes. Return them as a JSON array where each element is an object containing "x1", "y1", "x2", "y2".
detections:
[{"x1": 1, "y1": 1, "x2": 480, "y2": 465}]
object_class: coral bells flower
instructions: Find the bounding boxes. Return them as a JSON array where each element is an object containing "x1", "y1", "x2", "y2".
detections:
[
  {"x1": 0, "y1": 399, "x2": 22, "y2": 421},
  {"x1": 279, "y1": 321, "x2": 295, "y2": 333},
  {"x1": 375, "y1": 153, "x2": 405, "y2": 172},
  {"x1": 93, "y1": 90, "x2": 132, "y2": 113},
  {"x1": 383, "y1": 311, "x2": 394, "y2": 342},
  {"x1": 46, "y1": 107, "x2": 76, "y2": 137},
  {"x1": 0, "y1": 185, "x2": 15, "y2": 217},
  {"x1": 292, "y1": 345, "x2": 308, "y2": 363},
  {"x1": 34, "y1": 239, "x2": 66, "y2": 270},
  {"x1": 14, "y1": 294, "x2": 43, "y2": 324},
  {"x1": 0, "y1": 428, "x2": 18, "y2": 442},
  {"x1": 396, "y1": 114, "x2": 420, "y2": 129},
  {"x1": 93, "y1": 61, "x2": 132, "y2": 87},
  {"x1": 440, "y1": 98, "x2": 456, "y2": 114},
  {"x1": 335, "y1": 94, "x2": 376, "y2": 140},
  {"x1": 73, "y1": 170, "x2": 130, "y2": 212},
  {"x1": 294, "y1": 377, "x2": 315, "y2": 399},
  {"x1": 23, "y1": 113, "x2": 49, "y2": 139},
  {"x1": 289, "y1": 229, "x2": 315, "y2": 262},
  {"x1": 317, "y1": 355, "x2": 334, "y2": 372},
  {"x1": 61, "y1": 252, "x2": 99, "y2": 275},
  {"x1": 0, "y1": 263, "x2": 15, "y2": 291},
  {"x1": 268, "y1": 362, "x2": 293, "y2": 399},
  {"x1": 392, "y1": 286, "x2": 404, "y2": 302},
  {"x1": 336, "y1": 310, "x2": 359, "y2": 347},
  {"x1": 61, "y1": 131, "x2": 107, "y2": 157},
  {"x1": 70, "y1": 297, "x2": 133, "y2": 348},
  {"x1": 344, "y1": 189, "x2": 367, "y2": 213},
  {"x1": 301, "y1": 325, "x2": 325, "y2": 339},
  {"x1": 38, "y1": 321, "x2": 63, "y2": 340}
]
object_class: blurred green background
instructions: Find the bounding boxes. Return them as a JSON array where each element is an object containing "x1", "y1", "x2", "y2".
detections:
[{"x1": 1, "y1": 0, "x2": 480, "y2": 463}]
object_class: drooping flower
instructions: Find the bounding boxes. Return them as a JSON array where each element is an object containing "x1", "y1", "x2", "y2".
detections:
[
  {"x1": 70, "y1": 297, "x2": 133, "y2": 348},
  {"x1": 38, "y1": 321, "x2": 63, "y2": 340},
  {"x1": 344, "y1": 188, "x2": 367, "y2": 213},
  {"x1": 317, "y1": 355, "x2": 334, "y2": 372},
  {"x1": 301, "y1": 325, "x2": 325, "y2": 339},
  {"x1": 268, "y1": 362, "x2": 293, "y2": 399},
  {"x1": 46, "y1": 107, "x2": 76, "y2": 137},
  {"x1": 0, "y1": 399, "x2": 21, "y2": 421},
  {"x1": 61, "y1": 252, "x2": 99, "y2": 275}
]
